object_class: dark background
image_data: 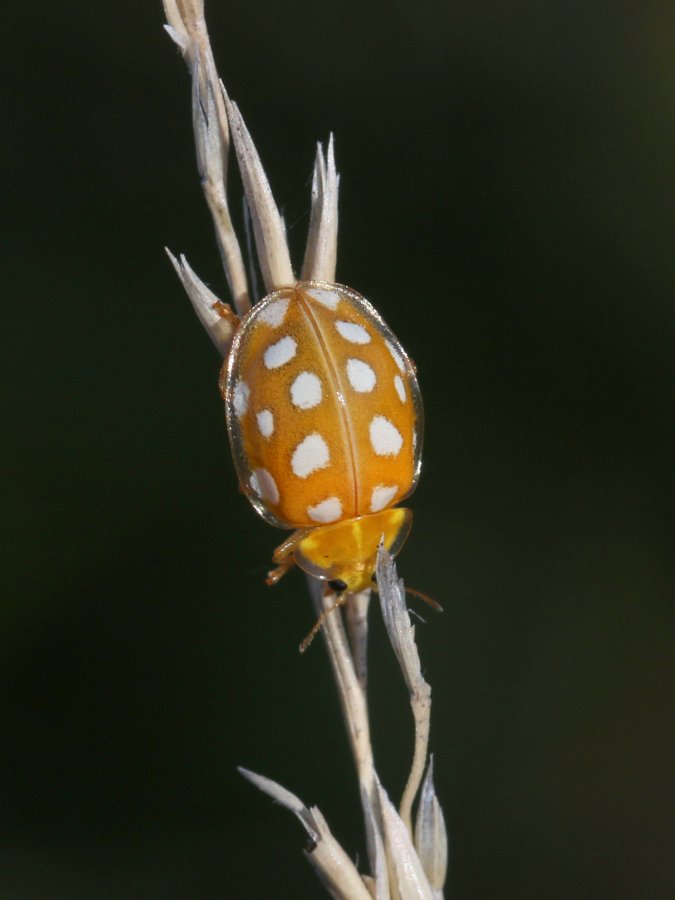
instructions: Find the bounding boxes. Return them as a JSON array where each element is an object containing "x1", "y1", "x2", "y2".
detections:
[{"x1": 3, "y1": 1, "x2": 674, "y2": 897}]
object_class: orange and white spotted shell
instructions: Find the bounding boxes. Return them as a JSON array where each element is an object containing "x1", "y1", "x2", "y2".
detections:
[{"x1": 223, "y1": 280, "x2": 423, "y2": 530}]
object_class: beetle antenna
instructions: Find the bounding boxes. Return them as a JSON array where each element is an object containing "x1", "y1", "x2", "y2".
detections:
[
  {"x1": 406, "y1": 587, "x2": 444, "y2": 613},
  {"x1": 299, "y1": 590, "x2": 348, "y2": 653},
  {"x1": 371, "y1": 574, "x2": 443, "y2": 612}
]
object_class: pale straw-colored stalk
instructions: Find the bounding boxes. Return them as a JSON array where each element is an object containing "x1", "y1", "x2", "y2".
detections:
[{"x1": 162, "y1": 2, "x2": 447, "y2": 896}]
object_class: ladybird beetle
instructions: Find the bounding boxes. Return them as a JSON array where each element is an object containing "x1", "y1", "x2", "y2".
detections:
[{"x1": 220, "y1": 279, "x2": 423, "y2": 594}]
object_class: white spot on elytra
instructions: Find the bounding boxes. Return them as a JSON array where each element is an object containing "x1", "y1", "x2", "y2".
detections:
[
  {"x1": 369, "y1": 415, "x2": 403, "y2": 457},
  {"x1": 291, "y1": 371, "x2": 322, "y2": 409},
  {"x1": 307, "y1": 496, "x2": 342, "y2": 523},
  {"x1": 233, "y1": 379, "x2": 250, "y2": 417},
  {"x1": 264, "y1": 335, "x2": 297, "y2": 369},
  {"x1": 370, "y1": 484, "x2": 398, "y2": 513},
  {"x1": 256, "y1": 409, "x2": 274, "y2": 438},
  {"x1": 335, "y1": 320, "x2": 371, "y2": 345},
  {"x1": 258, "y1": 298, "x2": 289, "y2": 328},
  {"x1": 291, "y1": 433, "x2": 330, "y2": 478},
  {"x1": 394, "y1": 374, "x2": 406, "y2": 402},
  {"x1": 346, "y1": 358, "x2": 376, "y2": 393},
  {"x1": 306, "y1": 287, "x2": 340, "y2": 310},
  {"x1": 250, "y1": 468, "x2": 279, "y2": 504},
  {"x1": 385, "y1": 339, "x2": 406, "y2": 373}
]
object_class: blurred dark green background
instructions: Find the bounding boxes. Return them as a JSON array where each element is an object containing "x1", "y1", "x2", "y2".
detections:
[{"x1": 3, "y1": 1, "x2": 674, "y2": 897}]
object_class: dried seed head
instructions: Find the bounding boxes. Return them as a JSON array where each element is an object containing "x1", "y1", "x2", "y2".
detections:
[
  {"x1": 165, "y1": 250, "x2": 236, "y2": 355},
  {"x1": 414, "y1": 756, "x2": 448, "y2": 892}
]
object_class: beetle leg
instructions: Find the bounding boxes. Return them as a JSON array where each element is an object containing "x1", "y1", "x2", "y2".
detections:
[
  {"x1": 212, "y1": 300, "x2": 239, "y2": 335},
  {"x1": 218, "y1": 360, "x2": 227, "y2": 399},
  {"x1": 210, "y1": 303, "x2": 239, "y2": 387},
  {"x1": 266, "y1": 558, "x2": 295, "y2": 586},
  {"x1": 266, "y1": 529, "x2": 310, "y2": 586}
]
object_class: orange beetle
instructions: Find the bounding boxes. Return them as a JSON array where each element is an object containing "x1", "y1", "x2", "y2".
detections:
[{"x1": 220, "y1": 279, "x2": 423, "y2": 595}]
